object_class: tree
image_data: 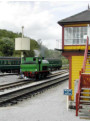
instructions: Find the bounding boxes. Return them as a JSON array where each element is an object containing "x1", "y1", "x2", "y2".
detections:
[{"x1": 0, "y1": 37, "x2": 14, "y2": 56}]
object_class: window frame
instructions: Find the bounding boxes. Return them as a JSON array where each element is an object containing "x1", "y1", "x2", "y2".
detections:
[{"x1": 64, "y1": 26, "x2": 87, "y2": 45}]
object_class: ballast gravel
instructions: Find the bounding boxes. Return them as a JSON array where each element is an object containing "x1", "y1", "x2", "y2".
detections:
[{"x1": 0, "y1": 79, "x2": 86, "y2": 121}]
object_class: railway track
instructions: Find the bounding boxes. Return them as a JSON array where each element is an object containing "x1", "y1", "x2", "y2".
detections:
[
  {"x1": 0, "y1": 70, "x2": 69, "y2": 106},
  {"x1": 49, "y1": 70, "x2": 68, "y2": 77},
  {"x1": 0, "y1": 73, "x2": 19, "y2": 77},
  {"x1": 0, "y1": 68, "x2": 67, "y2": 77},
  {"x1": 0, "y1": 70, "x2": 67, "y2": 91}
]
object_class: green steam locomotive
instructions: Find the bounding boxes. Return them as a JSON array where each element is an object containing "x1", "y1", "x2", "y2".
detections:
[{"x1": 20, "y1": 57, "x2": 62, "y2": 79}]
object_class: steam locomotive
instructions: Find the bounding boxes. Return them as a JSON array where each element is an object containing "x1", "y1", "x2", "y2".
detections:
[{"x1": 20, "y1": 57, "x2": 62, "y2": 79}]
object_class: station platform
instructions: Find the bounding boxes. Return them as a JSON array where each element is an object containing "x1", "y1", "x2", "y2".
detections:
[{"x1": 0, "y1": 79, "x2": 85, "y2": 121}]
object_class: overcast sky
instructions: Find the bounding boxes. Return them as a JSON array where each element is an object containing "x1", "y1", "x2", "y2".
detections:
[{"x1": 0, "y1": 1, "x2": 90, "y2": 49}]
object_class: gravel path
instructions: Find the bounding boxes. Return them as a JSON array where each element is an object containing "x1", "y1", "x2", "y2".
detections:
[{"x1": 0, "y1": 80, "x2": 86, "y2": 121}]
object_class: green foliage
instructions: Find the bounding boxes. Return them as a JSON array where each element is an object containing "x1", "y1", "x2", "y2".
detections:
[
  {"x1": 30, "y1": 39, "x2": 40, "y2": 50},
  {"x1": 37, "y1": 40, "x2": 69, "y2": 65},
  {"x1": 0, "y1": 37, "x2": 14, "y2": 56},
  {"x1": 0, "y1": 29, "x2": 40, "y2": 57},
  {"x1": 0, "y1": 29, "x2": 22, "y2": 57},
  {"x1": 0, "y1": 51, "x2": 3, "y2": 56},
  {"x1": 44, "y1": 49, "x2": 61, "y2": 58},
  {"x1": 0, "y1": 29, "x2": 69, "y2": 65},
  {"x1": 61, "y1": 56, "x2": 69, "y2": 64},
  {"x1": 0, "y1": 29, "x2": 21, "y2": 39}
]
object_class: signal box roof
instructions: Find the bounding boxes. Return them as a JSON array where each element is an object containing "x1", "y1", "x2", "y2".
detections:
[{"x1": 58, "y1": 9, "x2": 90, "y2": 26}]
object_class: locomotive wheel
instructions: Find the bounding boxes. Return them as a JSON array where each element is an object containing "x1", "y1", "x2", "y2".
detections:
[
  {"x1": 43, "y1": 74, "x2": 47, "y2": 78},
  {"x1": 36, "y1": 74, "x2": 41, "y2": 80},
  {"x1": 36, "y1": 73, "x2": 47, "y2": 80},
  {"x1": 41, "y1": 73, "x2": 45, "y2": 79},
  {"x1": 38, "y1": 73, "x2": 42, "y2": 80}
]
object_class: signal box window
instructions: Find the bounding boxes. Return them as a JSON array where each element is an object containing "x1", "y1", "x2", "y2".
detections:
[{"x1": 64, "y1": 27, "x2": 87, "y2": 45}]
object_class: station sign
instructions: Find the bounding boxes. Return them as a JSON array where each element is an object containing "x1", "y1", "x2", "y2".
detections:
[{"x1": 64, "y1": 89, "x2": 72, "y2": 95}]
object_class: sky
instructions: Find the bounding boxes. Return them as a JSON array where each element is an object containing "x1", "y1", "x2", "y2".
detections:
[{"x1": 0, "y1": 1, "x2": 90, "y2": 49}]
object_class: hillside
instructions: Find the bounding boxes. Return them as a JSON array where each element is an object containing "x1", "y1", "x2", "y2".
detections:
[
  {"x1": 0, "y1": 29, "x2": 68, "y2": 64},
  {"x1": 0, "y1": 29, "x2": 39, "y2": 57}
]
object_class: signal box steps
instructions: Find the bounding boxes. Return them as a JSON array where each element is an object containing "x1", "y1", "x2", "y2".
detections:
[
  {"x1": 80, "y1": 100, "x2": 90, "y2": 103},
  {"x1": 80, "y1": 96, "x2": 90, "y2": 99},
  {"x1": 79, "y1": 109, "x2": 90, "y2": 113},
  {"x1": 79, "y1": 109, "x2": 90, "y2": 115},
  {"x1": 78, "y1": 87, "x2": 90, "y2": 117},
  {"x1": 81, "y1": 88, "x2": 90, "y2": 90},
  {"x1": 80, "y1": 104, "x2": 90, "y2": 107},
  {"x1": 76, "y1": 40, "x2": 90, "y2": 117},
  {"x1": 85, "y1": 56, "x2": 90, "y2": 72},
  {"x1": 81, "y1": 92, "x2": 90, "y2": 94}
]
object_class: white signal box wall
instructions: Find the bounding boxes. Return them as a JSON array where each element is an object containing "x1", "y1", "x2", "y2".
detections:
[{"x1": 15, "y1": 38, "x2": 30, "y2": 50}]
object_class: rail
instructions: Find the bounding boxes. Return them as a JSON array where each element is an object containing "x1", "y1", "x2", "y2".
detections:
[
  {"x1": 76, "y1": 37, "x2": 89, "y2": 116},
  {"x1": 0, "y1": 70, "x2": 67, "y2": 91},
  {"x1": 0, "y1": 73, "x2": 69, "y2": 106}
]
